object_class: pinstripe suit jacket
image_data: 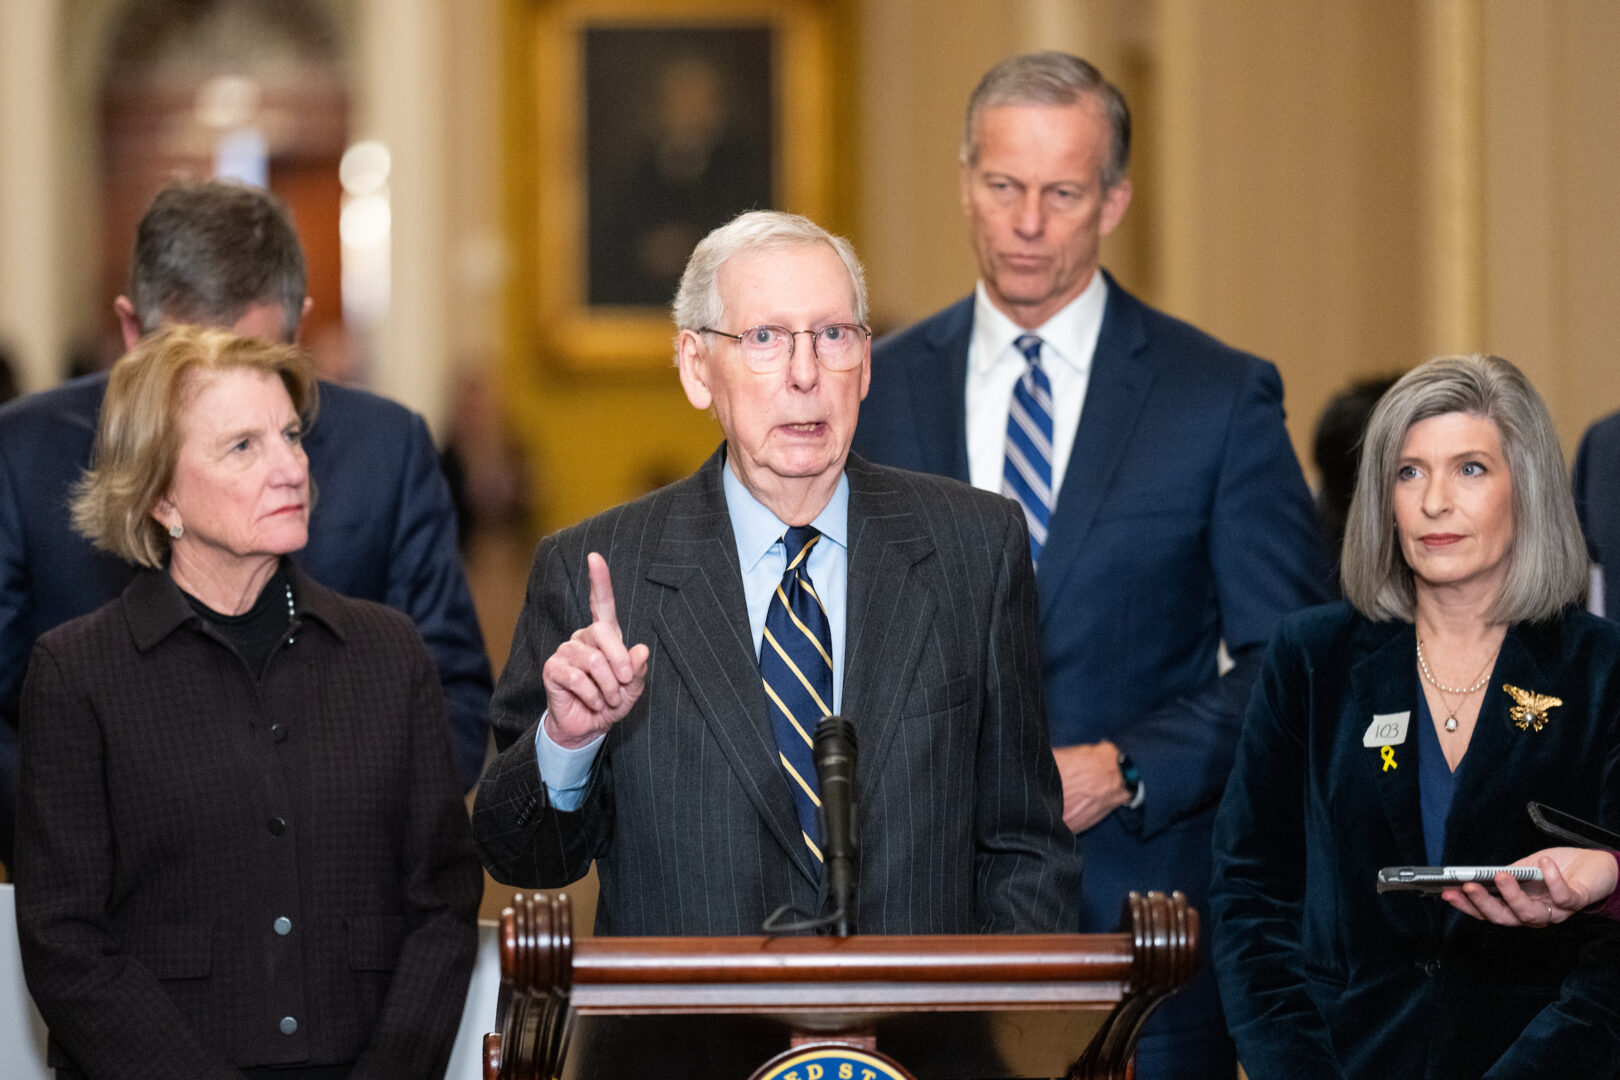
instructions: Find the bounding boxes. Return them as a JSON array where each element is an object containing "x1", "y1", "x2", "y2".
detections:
[{"x1": 473, "y1": 448, "x2": 1078, "y2": 935}]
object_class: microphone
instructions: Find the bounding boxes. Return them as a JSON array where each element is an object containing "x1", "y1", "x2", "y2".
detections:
[{"x1": 813, "y1": 714, "x2": 858, "y2": 936}]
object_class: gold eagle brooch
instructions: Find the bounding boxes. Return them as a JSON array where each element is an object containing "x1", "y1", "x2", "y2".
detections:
[{"x1": 1503, "y1": 684, "x2": 1561, "y2": 733}]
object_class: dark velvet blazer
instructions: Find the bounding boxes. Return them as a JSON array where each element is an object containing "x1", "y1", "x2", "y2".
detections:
[
  {"x1": 1211, "y1": 602, "x2": 1620, "y2": 1080},
  {"x1": 473, "y1": 448, "x2": 1079, "y2": 937},
  {"x1": 15, "y1": 565, "x2": 483, "y2": 1080}
]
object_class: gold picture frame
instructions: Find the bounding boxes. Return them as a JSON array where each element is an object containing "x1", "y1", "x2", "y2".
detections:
[{"x1": 531, "y1": 0, "x2": 840, "y2": 371}]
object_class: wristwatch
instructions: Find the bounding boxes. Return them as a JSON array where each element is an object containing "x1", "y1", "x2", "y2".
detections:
[{"x1": 1117, "y1": 750, "x2": 1144, "y2": 808}]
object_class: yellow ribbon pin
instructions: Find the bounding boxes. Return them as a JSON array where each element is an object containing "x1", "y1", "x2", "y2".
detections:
[{"x1": 1380, "y1": 745, "x2": 1397, "y2": 771}]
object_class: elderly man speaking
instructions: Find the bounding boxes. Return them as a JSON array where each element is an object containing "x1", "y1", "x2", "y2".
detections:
[{"x1": 474, "y1": 211, "x2": 1076, "y2": 938}]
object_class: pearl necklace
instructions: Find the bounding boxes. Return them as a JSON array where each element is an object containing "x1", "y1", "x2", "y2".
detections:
[{"x1": 1416, "y1": 635, "x2": 1498, "y2": 732}]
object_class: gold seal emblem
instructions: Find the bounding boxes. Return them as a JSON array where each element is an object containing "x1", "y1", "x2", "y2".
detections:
[
  {"x1": 751, "y1": 1045, "x2": 914, "y2": 1080},
  {"x1": 1503, "y1": 684, "x2": 1561, "y2": 733}
]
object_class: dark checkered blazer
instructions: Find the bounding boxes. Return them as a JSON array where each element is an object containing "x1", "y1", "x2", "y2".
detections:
[
  {"x1": 474, "y1": 448, "x2": 1078, "y2": 936},
  {"x1": 15, "y1": 565, "x2": 482, "y2": 1078}
]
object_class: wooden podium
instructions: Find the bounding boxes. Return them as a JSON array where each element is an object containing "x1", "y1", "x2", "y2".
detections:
[{"x1": 483, "y1": 891, "x2": 1195, "y2": 1080}]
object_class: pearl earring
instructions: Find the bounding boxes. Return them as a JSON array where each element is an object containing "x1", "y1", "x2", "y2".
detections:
[{"x1": 168, "y1": 522, "x2": 184, "y2": 540}]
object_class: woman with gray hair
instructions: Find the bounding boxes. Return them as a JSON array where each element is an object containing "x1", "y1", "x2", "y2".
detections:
[{"x1": 1210, "y1": 354, "x2": 1620, "y2": 1078}]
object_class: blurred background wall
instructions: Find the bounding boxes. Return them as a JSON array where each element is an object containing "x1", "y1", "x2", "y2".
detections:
[{"x1": 2, "y1": 0, "x2": 1618, "y2": 556}]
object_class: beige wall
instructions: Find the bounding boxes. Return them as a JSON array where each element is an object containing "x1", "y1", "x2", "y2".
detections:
[
  {"x1": 1153, "y1": 0, "x2": 1429, "y2": 468},
  {"x1": 1481, "y1": 0, "x2": 1620, "y2": 456},
  {"x1": 0, "y1": 0, "x2": 114, "y2": 394},
  {"x1": 0, "y1": 0, "x2": 70, "y2": 394},
  {"x1": 856, "y1": 0, "x2": 1018, "y2": 329}
]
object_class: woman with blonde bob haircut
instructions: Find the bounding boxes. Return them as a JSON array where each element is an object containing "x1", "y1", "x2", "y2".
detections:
[
  {"x1": 71, "y1": 326, "x2": 319, "y2": 570},
  {"x1": 1211, "y1": 354, "x2": 1620, "y2": 1078},
  {"x1": 17, "y1": 325, "x2": 480, "y2": 1079}
]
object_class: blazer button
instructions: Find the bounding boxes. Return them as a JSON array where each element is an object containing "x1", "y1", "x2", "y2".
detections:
[
  {"x1": 1423, "y1": 959, "x2": 1441, "y2": 978},
  {"x1": 270, "y1": 723, "x2": 288, "y2": 743},
  {"x1": 279, "y1": 1016, "x2": 298, "y2": 1035},
  {"x1": 267, "y1": 815, "x2": 288, "y2": 836},
  {"x1": 273, "y1": 916, "x2": 292, "y2": 936}
]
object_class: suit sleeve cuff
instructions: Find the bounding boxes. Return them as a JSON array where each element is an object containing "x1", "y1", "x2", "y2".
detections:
[{"x1": 534, "y1": 714, "x2": 603, "y2": 812}]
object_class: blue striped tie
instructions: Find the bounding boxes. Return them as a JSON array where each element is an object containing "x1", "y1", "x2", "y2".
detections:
[
  {"x1": 1003, "y1": 334, "x2": 1054, "y2": 564},
  {"x1": 759, "y1": 525, "x2": 832, "y2": 868}
]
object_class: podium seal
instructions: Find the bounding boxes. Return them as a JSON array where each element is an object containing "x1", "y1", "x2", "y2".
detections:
[{"x1": 749, "y1": 1043, "x2": 916, "y2": 1080}]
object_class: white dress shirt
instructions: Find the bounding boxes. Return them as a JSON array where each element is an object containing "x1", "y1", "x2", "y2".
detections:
[
  {"x1": 535, "y1": 458, "x2": 851, "y2": 809},
  {"x1": 965, "y1": 271, "x2": 1109, "y2": 498}
]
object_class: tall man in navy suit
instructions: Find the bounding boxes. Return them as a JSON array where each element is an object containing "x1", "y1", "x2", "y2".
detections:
[
  {"x1": 0, "y1": 180, "x2": 493, "y2": 869},
  {"x1": 852, "y1": 53, "x2": 1332, "y2": 1078}
]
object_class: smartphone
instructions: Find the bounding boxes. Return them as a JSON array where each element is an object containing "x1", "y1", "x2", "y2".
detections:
[
  {"x1": 1527, "y1": 802, "x2": 1620, "y2": 850},
  {"x1": 1377, "y1": 866, "x2": 1544, "y2": 894}
]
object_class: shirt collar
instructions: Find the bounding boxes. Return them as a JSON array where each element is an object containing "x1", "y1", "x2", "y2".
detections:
[
  {"x1": 969, "y1": 269, "x2": 1109, "y2": 376},
  {"x1": 721, "y1": 450, "x2": 850, "y2": 574},
  {"x1": 124, "y1": 559, "x2": 349, "y2": 653}
]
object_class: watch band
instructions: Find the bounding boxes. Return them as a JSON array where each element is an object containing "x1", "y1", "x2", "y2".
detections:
[{"x1": 1118, "y1": 750, "x2": 1142, "y2": 803}]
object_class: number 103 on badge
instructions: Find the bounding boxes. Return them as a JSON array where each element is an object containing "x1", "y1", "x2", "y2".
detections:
[{"x1": 1363, "y1": 711, "x2": 1410, "y2": 770}]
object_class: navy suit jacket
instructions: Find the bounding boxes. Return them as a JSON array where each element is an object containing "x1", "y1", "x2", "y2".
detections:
[
  {"x1": 473, "y1": 449, "x2": 1079, "y2": 937},
  {"x1": 852, "y1": 276, "x2": 1331, "y2": 1041},
  {"x1": 854, "y1": 275, "x2": 1332, "y2": 923},
  {"x1": 1211, "y1": 603, "x2": 1620, "y2": 1079},
  {"x1": 0, "y1": 372, "x2": 493, "y2": 860},
  {"x1": 1574, "y1": 409, "x2": 1620, "y2": 617}
]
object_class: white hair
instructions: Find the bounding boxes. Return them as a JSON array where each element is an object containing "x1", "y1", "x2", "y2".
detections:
[{"x1": 670, "y1": 210, "x2": 868, "y2": 361}]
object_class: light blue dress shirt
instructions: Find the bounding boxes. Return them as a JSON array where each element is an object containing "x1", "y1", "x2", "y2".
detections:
[{"x1": 534, "y1": 460, "x2": 851, "y2": 810}]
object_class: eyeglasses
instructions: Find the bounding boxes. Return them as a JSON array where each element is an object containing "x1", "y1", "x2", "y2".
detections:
[{"x1": 700, "y1": 323, "x2": 872, "y2": 372}]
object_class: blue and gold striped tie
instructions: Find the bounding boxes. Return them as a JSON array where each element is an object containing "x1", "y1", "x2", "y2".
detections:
[
  {"x1": 760, "y1": 525, "x2": 832, "y2": 869},
  {"x1": 1003, "y1": 334, "x2": 1054, "y2": 564}
]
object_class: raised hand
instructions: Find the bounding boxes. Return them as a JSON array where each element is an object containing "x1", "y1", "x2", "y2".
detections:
[{"x1": 541, "y1": 553, "x2": 650, "y2": 749}]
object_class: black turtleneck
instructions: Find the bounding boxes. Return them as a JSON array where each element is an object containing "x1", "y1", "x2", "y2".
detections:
[{"x1": 181, "y1": 561, "x2": 294, "y2": 677}]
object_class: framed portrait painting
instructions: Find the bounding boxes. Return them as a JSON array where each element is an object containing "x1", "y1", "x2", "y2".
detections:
[{"x1": 530, "y1": 0, "x2": 845, "y2": 371}]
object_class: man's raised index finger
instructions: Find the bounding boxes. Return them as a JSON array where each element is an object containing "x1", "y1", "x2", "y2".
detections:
[
  {"x1": 586, "y1": 552, "x2": 636, "y2": 684},
  {"x1": 586, "y1": 552, "x2": 620, "y2": 631}
]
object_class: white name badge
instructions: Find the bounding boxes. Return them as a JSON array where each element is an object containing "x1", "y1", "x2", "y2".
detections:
[{"x1": 1363, "y1": 712, "x2": 1411, "y2": 748}]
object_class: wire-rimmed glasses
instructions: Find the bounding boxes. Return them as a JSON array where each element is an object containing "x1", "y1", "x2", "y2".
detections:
[{"x1": 699, "y1": 323, "x2": 871, "y2": 372}]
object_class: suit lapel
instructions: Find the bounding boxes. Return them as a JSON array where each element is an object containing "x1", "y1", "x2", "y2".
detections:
[
  {"x1": 643, "y1": 451, "x2": 816, "y2": 881},
  {"x1": 840, "y1": 457, "x2": 938, "y2": 802},
  {"x1": 911, "y1": 298, "x2": 973, "y2": 481},
  {"x1": 1347, "y1": 619, "x2": 1429, "y2": 871},
  {"x1": 1035, "y1": 274, "x2": 1156, "y2": 621}
]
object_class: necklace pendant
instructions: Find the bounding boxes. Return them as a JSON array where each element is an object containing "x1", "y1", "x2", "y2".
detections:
[{"x1": 1444, "y1": 714, "x2": 1458, "y2": 732}]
